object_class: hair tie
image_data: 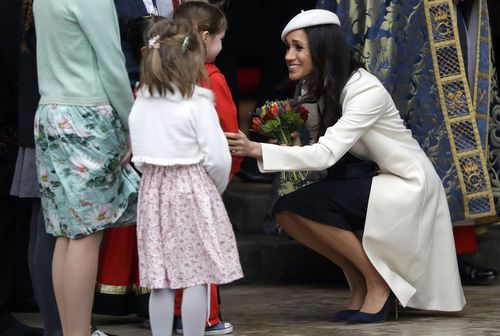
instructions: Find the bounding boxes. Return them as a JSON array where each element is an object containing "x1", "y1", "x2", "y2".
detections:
[
  {"x1": 192, "y1": 24, "x2": 199, "y2": 30},
  {"x1": 181, "y1": 36, "x2": 190, "y2": 53},
  {"x1": 148, "y1": 35, "x2": 160, "y2": 49}
]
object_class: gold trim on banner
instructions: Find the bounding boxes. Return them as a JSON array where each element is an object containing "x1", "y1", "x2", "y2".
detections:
[
  {"x1": 472, "y1": 0, "x2": 489, "y2": 112},
  {"x1": 95, "y1": 283, "x2": 151, "y2": 295},
  {"x1": 472, "y1": 0, "x2": 481, "y2": 109},
  {"x1": 478, "y1": 1, "x2": 491, "y2": 151},
  {"x1": 423, "y1": 0, "x2": 495, "y2": 218}
]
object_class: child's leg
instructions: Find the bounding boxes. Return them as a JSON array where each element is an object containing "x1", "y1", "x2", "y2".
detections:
[
  {"x1": 182, "y1": 285, "x2": 208, "y2": 336},
  {"x1": 59, "y1": 231, "x2": 103, "y2": 336},
  {"x1": 207, "y1": 284, "x2": 221, "y2": 326},
  {"x1": 174, "y1": 284, "x2": 220, "y2": 328},
  {"x1": 149, "y1": 288, "x2": 175, "y2": 336}
]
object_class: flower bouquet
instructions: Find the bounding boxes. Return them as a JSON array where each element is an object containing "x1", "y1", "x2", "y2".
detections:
[{"x1": 250, "y1": 99, "x2": 311, "y2": 196}]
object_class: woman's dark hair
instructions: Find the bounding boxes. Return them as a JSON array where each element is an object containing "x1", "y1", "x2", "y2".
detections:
[
  {"x1": 119, "y1": 15, "x2": 160, "y2": 64},
  {"x1": 299, "y1": 24, "x2": 365, "y2": 140}
]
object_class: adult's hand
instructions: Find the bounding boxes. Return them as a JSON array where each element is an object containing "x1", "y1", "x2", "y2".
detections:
[{"x1": 225, "y1": 130, "x2": 263, "y2": 159}]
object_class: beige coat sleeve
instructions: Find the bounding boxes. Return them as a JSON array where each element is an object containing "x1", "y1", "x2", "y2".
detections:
[{"x1": 258, "y1": 77, "x2": 387, "y2": 172}]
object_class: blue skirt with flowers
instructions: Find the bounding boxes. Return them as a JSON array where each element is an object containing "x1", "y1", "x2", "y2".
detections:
[{"x1": 34, "y1": 104, "x2": 140, "y2": 239}]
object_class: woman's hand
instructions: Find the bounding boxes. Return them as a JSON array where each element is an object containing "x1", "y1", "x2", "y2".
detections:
[
  {"x1": 291, "y1": 131, "x2": 302, "y2": 146},
  {"x1": 225, "y1": 130, "x2": 263, "y2": 159}
]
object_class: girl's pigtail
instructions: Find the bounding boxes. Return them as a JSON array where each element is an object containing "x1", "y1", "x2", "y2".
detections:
[
  {"x1": 151, "y1": 50, "x2": 165, "y2": 84},
  {"x1": 144, "y1": 34, "x2": 166, "y2": 94}
]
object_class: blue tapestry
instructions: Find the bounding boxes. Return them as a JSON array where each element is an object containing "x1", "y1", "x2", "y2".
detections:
[{"x1": 316, "y1": 0, "x2": 500, "y2": 222}]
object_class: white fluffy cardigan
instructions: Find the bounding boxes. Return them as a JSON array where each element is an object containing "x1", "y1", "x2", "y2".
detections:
[{"x1": 128, "y1": 85, "x2": 231, "y2": 194}]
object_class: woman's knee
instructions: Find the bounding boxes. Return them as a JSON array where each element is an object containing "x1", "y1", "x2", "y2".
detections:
[{"x1": 274, "y1": 211, "x2": 296, "y2": 231}]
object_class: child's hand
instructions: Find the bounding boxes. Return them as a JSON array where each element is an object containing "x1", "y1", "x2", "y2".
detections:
[{"x1": 120, "y1": 136, "x2": 132, "y2": 166}]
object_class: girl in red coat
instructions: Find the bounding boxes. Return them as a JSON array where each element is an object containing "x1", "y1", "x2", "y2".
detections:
[{"x1": 172, "y1": 2, "x2": 242, "y2": 334}]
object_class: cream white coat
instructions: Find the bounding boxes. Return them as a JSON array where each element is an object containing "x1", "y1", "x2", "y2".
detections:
[{"x1": 258, "y1": 69, "x2": 466, "y2": 311}]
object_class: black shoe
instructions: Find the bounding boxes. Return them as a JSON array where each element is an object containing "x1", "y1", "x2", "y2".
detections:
[
  {"x1": 330, "y1": 309, "x2": 358, "y2": 322},
  {"x1": 175, "y1": 319, "x2": 234, "y2": 335},
  {"x1": 9, "y1": 298, "x2": 40, "y2": 313},
  {"x1": 457, "y1": 255, "x2": 498, "y2": 285},
  {"x1": 0, "y1": 313, "x2": 43, "y2": 336},
  {"x1": 346, "y1": 292, "x2": 398, "y2": 324},
  {"x1": 0, "y1": 324, "x2": 43, "y2": 336}
]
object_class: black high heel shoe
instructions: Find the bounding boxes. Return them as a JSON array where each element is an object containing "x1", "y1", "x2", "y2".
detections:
[
  {"x1": 346, "y1": 292, "x2": 398, "y2": 324},
  {"x1": 330, "y1": 309, "x2": 359, "y2": 322}
]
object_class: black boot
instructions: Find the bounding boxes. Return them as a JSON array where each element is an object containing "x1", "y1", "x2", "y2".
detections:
[
  {"x1": 457, "y1": 255, "x2": 498, "y2": 285},
  {"x1": 0, "y1": 312, "x2": 43, "y2": 336}
]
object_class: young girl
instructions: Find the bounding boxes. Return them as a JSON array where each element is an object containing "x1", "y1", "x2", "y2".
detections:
[
  {"x1": 174, "y1": 1, "x2": 242, "y2": 180},
  {"x1": 129, "y1": 18, "x2": 243, "y2": 336},
  {"x1": 172, "y1": 2, "x2": 241, "y2": 333}
]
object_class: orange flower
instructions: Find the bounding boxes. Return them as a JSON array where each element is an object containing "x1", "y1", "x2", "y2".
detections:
[{"x1": 269, "y1": 105, "x2": 279, "y2": 118}]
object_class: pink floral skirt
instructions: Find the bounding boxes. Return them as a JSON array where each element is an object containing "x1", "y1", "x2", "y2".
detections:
[{"x1": 137, "y1": 163, "x2": 243, "y2": 289}]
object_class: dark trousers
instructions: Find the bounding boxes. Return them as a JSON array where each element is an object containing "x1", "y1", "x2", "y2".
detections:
[
  {"x1": 28, "y1": 200, "x2": 62, "y2": 336},
  {"x1": 0, "y1": 198, "x2": 33, "y2": 318}
]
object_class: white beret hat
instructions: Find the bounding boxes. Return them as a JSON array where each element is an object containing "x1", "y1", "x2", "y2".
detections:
[{"x1": 281, "y1": 9, "x2": 341, "y2": 42}]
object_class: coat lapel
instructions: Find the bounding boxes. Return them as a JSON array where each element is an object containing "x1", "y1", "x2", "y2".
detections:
[{"x1": 131, "y1": 0, "x2": 148, "y2": 16}]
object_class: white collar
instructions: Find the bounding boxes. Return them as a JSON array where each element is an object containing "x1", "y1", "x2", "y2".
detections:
[{"x1": 138, "y1": 85, "x2": 213, "y2": 103}]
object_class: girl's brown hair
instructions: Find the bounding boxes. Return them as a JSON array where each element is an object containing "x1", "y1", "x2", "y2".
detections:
[
  {"x1": 173, "y1": 1, "x2": 227, "y2": 35},
  {"x1": 139, "y1": 18, "x2": 206, "y2": 98}
]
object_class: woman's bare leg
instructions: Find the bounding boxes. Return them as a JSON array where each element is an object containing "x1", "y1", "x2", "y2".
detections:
[
  {"x1": 275, "y1": 211, "x2": 366, "y2": 310},
  {"x1": 290, "y1": 213, "x2": 390, "y2": 313},
  {"x1": 57, "y1": 231, "x2": 103, "y2": 336},
  {"x1": 277, "y1": 211, "x2": 390, "y2": 313}
]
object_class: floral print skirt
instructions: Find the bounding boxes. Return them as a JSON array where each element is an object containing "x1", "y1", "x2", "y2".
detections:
[
  {"x1": 137, "y1": 164, "x2": 243, "y2": 289},
  {"x1": 34, "y1": 104, "x2": 140, "y2": 239}
]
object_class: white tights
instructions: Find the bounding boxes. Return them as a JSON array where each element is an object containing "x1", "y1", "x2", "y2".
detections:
[{"x1": 149, "y1": 285, "x2": 208, "y2": 336}]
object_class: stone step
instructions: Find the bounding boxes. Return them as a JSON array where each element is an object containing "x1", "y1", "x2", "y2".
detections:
[
  {"x1": 222, "y1": 180, "x2": 273, "y2": 234},
  {"x1": 222, "y1": 180, "x2": 346, "y2": 283},
  {"x1": 234, "y1": 233, "x2": 346, "y2": 284}
]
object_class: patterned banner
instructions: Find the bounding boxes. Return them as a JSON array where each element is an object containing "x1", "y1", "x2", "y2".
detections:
[{"x1": 423, "y1": 0, "x2": 495, "y2": 218}]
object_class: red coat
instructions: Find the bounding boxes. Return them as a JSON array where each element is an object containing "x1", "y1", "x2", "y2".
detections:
[{"x1": 203, "y1": 63, "x2": 243, "y2": 179}]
